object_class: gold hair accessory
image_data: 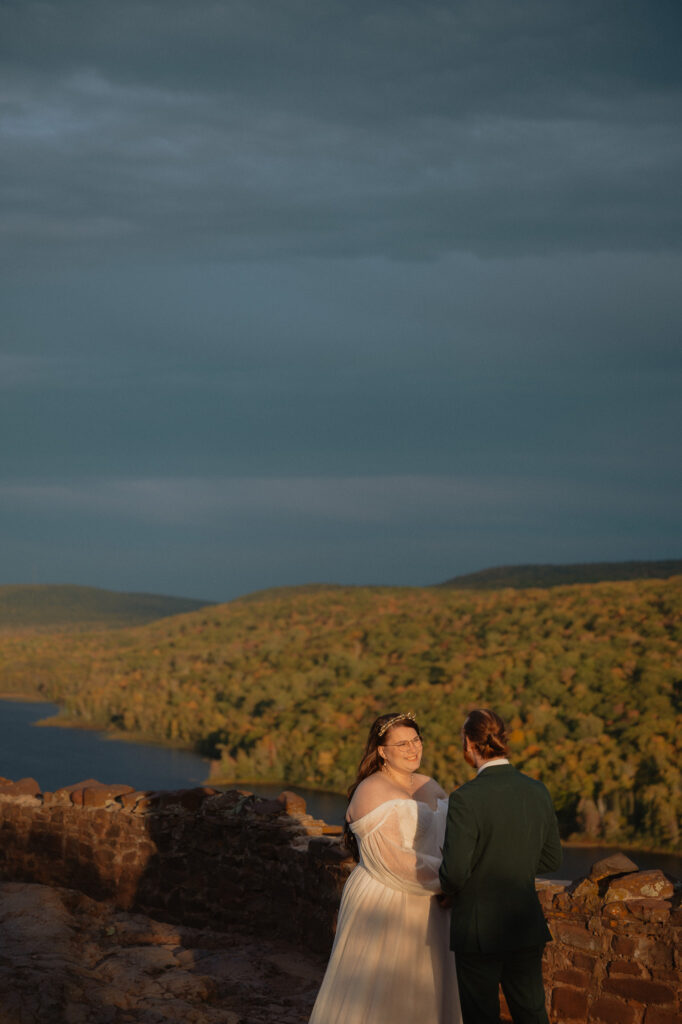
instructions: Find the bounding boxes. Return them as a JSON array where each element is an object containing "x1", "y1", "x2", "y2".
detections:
[{"x1": 378, "y1": 711, "x2": 416, "y2": 738}]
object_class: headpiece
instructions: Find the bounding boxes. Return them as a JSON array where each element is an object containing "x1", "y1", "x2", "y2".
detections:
[{"x1": 377, "y1": 711, "x2": 417, "y2": 738}]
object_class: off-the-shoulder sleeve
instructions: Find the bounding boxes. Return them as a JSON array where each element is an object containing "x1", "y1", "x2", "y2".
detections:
[{"x1": 352, "y1": 801, "x2": 442, "y2": 896}]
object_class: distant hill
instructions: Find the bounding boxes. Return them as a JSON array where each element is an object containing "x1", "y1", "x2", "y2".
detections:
[
  {"x1": 0, "y1": 585, "x2": 214, "y2": 629},
  {"x1": 437, "y1": 559, "x2": 682, "y2": 591},
  {"x1": 235, "y1": 583, "x2": 354, "y2": 603}
]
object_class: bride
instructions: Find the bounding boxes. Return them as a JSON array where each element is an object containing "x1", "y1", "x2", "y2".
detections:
[{"x1": 309, "y1": 712, "x2": 462, "y2": 1023}]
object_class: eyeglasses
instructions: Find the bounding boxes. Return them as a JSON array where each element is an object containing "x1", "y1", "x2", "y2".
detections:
[{"x1": 382, "y1": 737, "x2": 423, "y2": 750}]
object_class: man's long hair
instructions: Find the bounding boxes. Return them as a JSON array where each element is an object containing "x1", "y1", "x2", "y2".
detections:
[{"x1": 463, "y1": 708, "x2": 509, "y2": 758}]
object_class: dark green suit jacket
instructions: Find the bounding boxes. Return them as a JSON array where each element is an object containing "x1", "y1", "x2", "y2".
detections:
[{"x1": 439, "y1": 764, "x2": 562, "y2": 954}]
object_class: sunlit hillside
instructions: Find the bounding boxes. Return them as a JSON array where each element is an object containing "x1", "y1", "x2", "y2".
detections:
[{"x1": 0, "y1": 578, "x2": 680, "y2": 851}]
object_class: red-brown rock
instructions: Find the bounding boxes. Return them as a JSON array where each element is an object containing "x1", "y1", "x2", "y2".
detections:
[
  {"x1": 571, "y1": 951, "x2": 599, "y2": 971},
  {"x1": 644, "y1": 1008, "x2": 682, "y2": 1024},
  {"x1": 52, "y1": 779, "x2": 101, "y2": 805},
  {"x1": 569, "y1": 876, "x2": 601, "y2": 910},
  {"x1": 277, "y1": 790, "x2": 307, "y2": 815},
  {"x1": 605, "y1": 869, "x2": 675, "y2": 903},
  {"x1": 588, "y1": 994, "x2": 639, "y2": 1023},
  {"x1": 552, "y1": 985, "x2": 588, "y2": 1019},
  {"x1": 603, "y1": 897, "x2": 672, "y2": 925},
  {"x1": 553, "y1": 921, "x2": 605, "y2": 953},
  {"x1": 119, "y1": 790, "x2": 149, "y2": 810},
  {"x1": 0, "y1": 777, "x2": 41, "y2": 797},
  {"x1": 603, "y1": 976, "x2": 676, "y2": 1005},
  {"x1": 554, "y1": 967, "x2": 593, "y2": 987},
  {"x1": 82, "y1": 784, "x2": 136, "y2": 807},
  {"x1": 252, "y1": 798, "x2": 282, "y2": 816},
  {"x1": 589, "y1": 851, "x2": 639, "y2": 880},
  {"x1": 607, "y1": 959, "x2": 647, "y2": 977}
]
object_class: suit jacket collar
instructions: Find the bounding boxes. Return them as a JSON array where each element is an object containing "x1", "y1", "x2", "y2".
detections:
[{"x1": 473, "y1": 763, "x2": 517, "y2": 780}]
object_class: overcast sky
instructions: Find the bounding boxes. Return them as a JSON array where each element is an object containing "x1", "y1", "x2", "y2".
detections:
[{"x1": 1, "y1": 0, "x2": 680, "y2": 601}]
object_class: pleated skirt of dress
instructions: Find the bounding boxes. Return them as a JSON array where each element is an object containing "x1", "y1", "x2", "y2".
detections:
[{"x1": 309, "y1": 865, "x2": 461, "y2": 1024}]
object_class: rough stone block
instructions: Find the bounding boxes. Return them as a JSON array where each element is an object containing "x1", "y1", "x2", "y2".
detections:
[
  {"x1": 588, "y1": 994, "x2": 639, "y2": 1023},
  {"x1": 643, "y1": 1008, "x2": 682, "y2": 1024},
  {"x1": 118, "y1": 790, "x2": 148, "y2": 810},
  {"x1": 252, "y1": 799, "x2": 282, "y2": 817},
  {"x1": 552, "y1": 891, "x2": 573, "y2": 914},
  {"x1": 650, "y1": 968, "x2": 682, "y2": 984},
  {"x1": 554, "y1": 921, "x2": 605, "y2": 953},
  {"x1": 554, "y1": 967, "x2": 593, "y2": 987},
  {"x1": 552, "y1": 985, "x2": 588, "y2": 1019},
  {"x1": 571, "y1": 951, "x2": 600, "y2": 971},
  {"x1": 569, "y1": 877, "x2": 601, "y2": 910},
  {"x1": 603, "y1": 898, "x2": 671, "y2": 925},
  {"x1": 611, "y1": 935, "x2": 636, "y2": 956},
  {"x1": 603, "y1": 976, "x2": 676, "y2": 1006},
  {"x1": 605, "y1": 870, "x2": 674, "y2": 903},
  {"x1": 635, "y1": 939, "x2": 675, "y2": 969},
  {"x1": 0, "y1": 778, "x2": 41, "y2": 798},
  {"x1": 590, "y1": 852, "x2": 640, "y2": 880},
  {"x1": 82, "y1": 785, "x2": 135, "y2": 808},
  {"x1": 607, "y1": 959, "x2": 647, "y2": 977},
  {"x1": 277, "y1": 791, "x2": 307, "y2": 815},
  {"x1": 52, "y1": 780, "x2": 101, "y2": 805}
]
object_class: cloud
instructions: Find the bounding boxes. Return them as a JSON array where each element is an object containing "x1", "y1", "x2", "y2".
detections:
[
  {"x1": 2, "y1": 1, "x2": 681, "y2": 268},
  {"x1": 1, "y1": 471, "x2": 676, "y2": 529},
  {"x1": 1, "y1": 1, "x2": 679, "y2": 599},
  {"x1": 2, "y1": 471, "x2": 678, "y2": 598}
]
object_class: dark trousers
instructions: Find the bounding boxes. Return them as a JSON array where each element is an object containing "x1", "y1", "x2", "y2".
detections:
[{"x1": 455, "y1": 945, "x2": 549, "y2": 1024}]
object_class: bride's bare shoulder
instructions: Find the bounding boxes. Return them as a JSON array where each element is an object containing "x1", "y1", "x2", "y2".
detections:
[
  {"x1": 347, "y1": 774, "x2": 406, "y2": 822},
  {"x1": 414, "y1": 774, "x2": 448, "y2": 801}
]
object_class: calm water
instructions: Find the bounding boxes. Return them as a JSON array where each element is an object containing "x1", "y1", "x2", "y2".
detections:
[
  {"x1": 1, "y1": 700, "x2": 680, "y2": 881},
  {"x1": 0, "y1": 699, "x2": 210, "y2": 792}
]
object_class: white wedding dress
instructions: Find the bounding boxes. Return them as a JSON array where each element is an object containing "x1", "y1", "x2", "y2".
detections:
[{"x1": 309, "y1": 797, "x2": 462, "y2": 1024}]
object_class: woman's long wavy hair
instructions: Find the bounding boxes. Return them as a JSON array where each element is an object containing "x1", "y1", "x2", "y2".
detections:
[{"x1": 343, "y1": 712, "x2": 422, "y2": 861}]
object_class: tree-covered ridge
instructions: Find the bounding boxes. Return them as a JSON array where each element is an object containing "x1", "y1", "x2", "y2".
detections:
[
  {"x1": 438, "y1": 559, "x2": 682, "y2": 590},
  {"x1": 0, "y1": 578, "x2": 680, "y2": 851},
  {"x1": 0, "y1": 584, "x2": 213, "y2": 628}
]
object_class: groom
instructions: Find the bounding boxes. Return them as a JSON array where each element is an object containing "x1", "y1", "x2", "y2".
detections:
[{"x1": 439, "y1": 708, "x2": 562, "y2": 1024}]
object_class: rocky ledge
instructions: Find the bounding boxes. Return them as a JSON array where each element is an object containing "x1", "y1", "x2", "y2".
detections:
[{"x1": 0, "y1": 880, "x2": 325, "y2": 1024}]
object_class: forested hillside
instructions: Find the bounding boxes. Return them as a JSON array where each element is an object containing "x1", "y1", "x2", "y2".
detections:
[
  {"x1": 1, "y1": 578, "x2": 680, "y2": 851},
  {"x1": 0, "y1": 585, "x2": 213, "y2": 628},
  {"x1": 438, "y1": 559, "x2": 682, "y2": 590}
]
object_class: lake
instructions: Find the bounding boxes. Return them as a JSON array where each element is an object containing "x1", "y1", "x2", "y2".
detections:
[
  {"x1": 0, "y1": 699, "x2": 210, "y2": 792},
  {"x1": 1, "y1": 700, "x2": 680, "y2": 881}
]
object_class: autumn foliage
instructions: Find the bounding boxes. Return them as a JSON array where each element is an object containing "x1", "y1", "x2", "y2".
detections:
[{"x1": 1, "y1": 578, "x2": 680, "y2": 851}]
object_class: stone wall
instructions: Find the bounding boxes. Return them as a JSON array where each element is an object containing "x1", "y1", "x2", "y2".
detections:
[
  {"x1": 0, "y1": 776, "x2": 348, "y2": 952},
  {"x1": 0, "y1": 776, "x2": 679, "y2": 1023},
  {"x1": 537, "y1": 855, "x2": 681, "y2": 1024}
]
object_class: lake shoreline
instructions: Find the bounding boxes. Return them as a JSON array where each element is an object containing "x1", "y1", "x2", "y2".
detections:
[
  {"x1": 33, "y1": 713, "x2": 205, "y2": 752},
  {"x1": 0, "y1": 691, "x2": 55, "y2": 703},
  {"x1": 4, "y1": 698, "x2": 680, "y2": 861}
]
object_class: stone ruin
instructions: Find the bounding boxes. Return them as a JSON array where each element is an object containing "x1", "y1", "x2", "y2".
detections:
[{"x1": 0, "y1": 775, "x2": 679, "y2": 1023}]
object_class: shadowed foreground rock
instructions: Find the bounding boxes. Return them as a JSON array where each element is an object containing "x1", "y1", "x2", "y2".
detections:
[{"x1": 0, "y1": 881, "x2": 325, "y2": 1024}]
